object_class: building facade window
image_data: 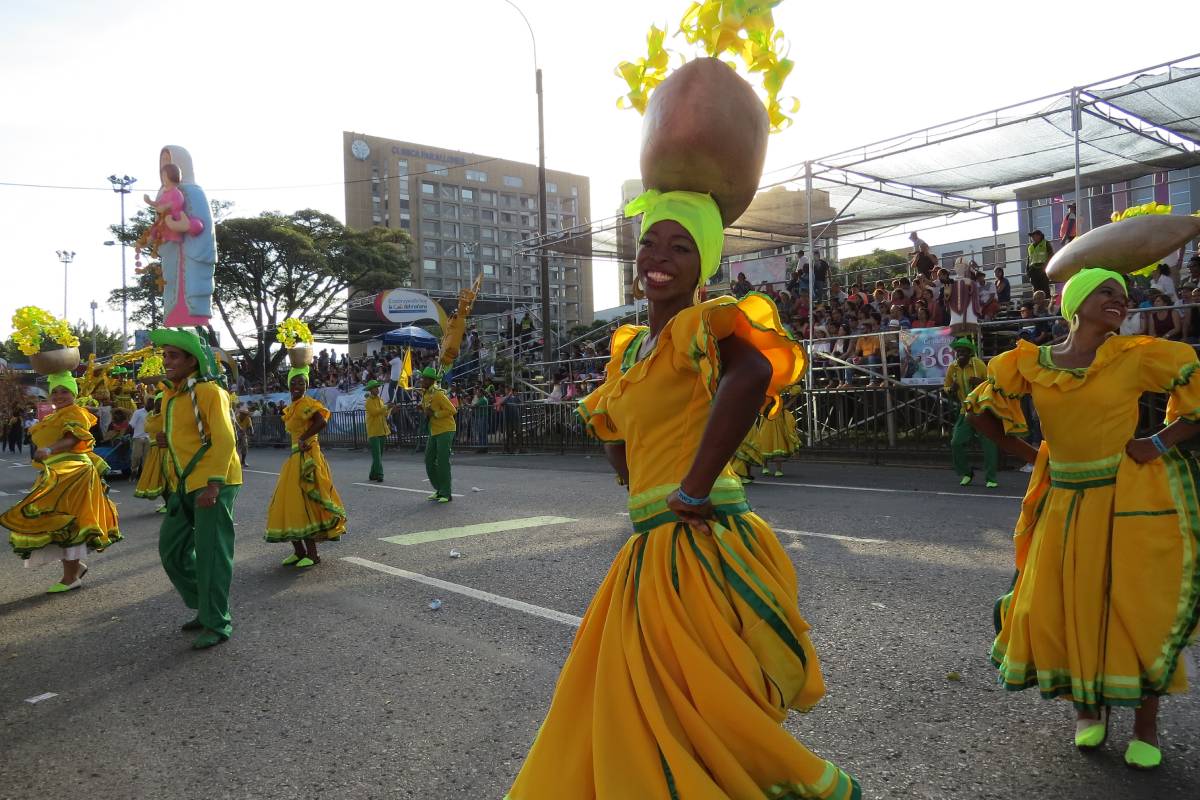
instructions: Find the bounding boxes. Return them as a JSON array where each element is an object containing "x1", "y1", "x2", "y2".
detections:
[
  {"x1": 442, "y1": 204, "x2": 458, "y2": 219},
  {"x1": 465, "y1": 169, "x2": 488, "y2": 182},
  {"x1": 503, "y1": 175, "x2": 524, "y2": 188},
  {"x1": 426, "y1": 162, "x2": 449, "y2": 177},
  {"x1": 421, "y1": 181, "x2": 436, "y2": 195},
  {"x1": 421, "y1": 220, "x2": 440, "y2": 236},
  {"x1": 422, "y1": 240, "x2": 438, "y2": 256},
  {"x1": 397, "y1": 159, "x2": 408, "y2": 175},
  {"x1": 1128, "y1": 174, "x2": 1155, "y2": 206},
  {"x1": 421, "y1": 200, "x2": 438, "y2": 217},
  {"x1": 461, "y1": 187, "x2": 475, "y2": 202},
  {"x1": 480, "y1": 208, "x2": 496, "y2": 223},
  {"x1": 479, "y1": 189, "x2": 496, "y2": 205},
  {"x1": 423, "y1": 258, "x2": 437, "y2": 272},
  {"x1": 462, "y1": 224, "x2": 479, "y2": 240},
  {"x1": 546, "y1": 181, "x2": 558, "y2": 193},
  {"x1": 462, "y1": 206, "x2": 477, "y2": 221}
]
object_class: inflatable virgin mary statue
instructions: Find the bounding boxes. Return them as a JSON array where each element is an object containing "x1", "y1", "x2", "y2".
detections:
[{"x1": 156, "y1": 145, "x2": 216, "y2": 327}]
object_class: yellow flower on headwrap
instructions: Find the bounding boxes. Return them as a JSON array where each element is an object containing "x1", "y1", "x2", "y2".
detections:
[
  {"x1": 617, "y1": 0, "x2": 798, "y2": 132},
  {"x1": 1061, "y1": 268, "x2": 1126, "y2": 321},
  {"x1": 625, "y1": 189, "x2": 725, "y2": 284}
]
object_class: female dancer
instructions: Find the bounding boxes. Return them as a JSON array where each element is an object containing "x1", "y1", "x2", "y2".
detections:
[
  {"x1": 507, "y1": 190, "x2": 857, "y2": 799},
  {"x1": 0, "y1": 371, "x2": 120, "y2": 592},
  {"x1": 967, "y1": 267, "x2": 1199, "y2": 769},
  {"x1": 134, "y1": 392, "x2": 168, "y2": 512},
  {"x1": 753, "y1": 389, "x2": 801, "y2": 477},
  {"x1": 264, "y1": 366, "x2": 346, "y2": 567}
]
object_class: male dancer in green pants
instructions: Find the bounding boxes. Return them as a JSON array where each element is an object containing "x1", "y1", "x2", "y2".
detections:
[
  {"x1": 364, "y1": 379, "x2": 390, "y2": 482},
  {"x1": 944, "y1": 336, "x2": 998, "y2": 489},
  {"x1": 419, "y1": 367, "x2": 456, "y2": 503},
  {"x1": 151, "y1": 328, "x2": 243, "y2": 649}
]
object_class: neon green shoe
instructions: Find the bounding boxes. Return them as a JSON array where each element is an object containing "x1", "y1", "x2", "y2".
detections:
[
  {"x1": 156, "y1": 506, "x2": 168, "y2": 514},
  {"x1": 1074, "y1": 707, "x2": 1108, "y2": 749},
  {"x1": 774, "y1": 470, "x2": 784, "y2": 478},
  {"x1": 427, "y1": 493, "x2": 440, "y2": 501},
  {"x1": 281, "y1": 554, "x2": 301, "y2": 566},
  {"x1": 761, "y1": 468, "x2": 771, "y2": 477},
  {"x1": 295, "y1": 557, "x2": 315, "y2": 568},
  {"x1": 46, "y1": 580, "x2": 81, "y2": 594},
  {"x1": 1124, "y1": 739, "x2": 1162, "y2": 769},
  {"x1": 959, "y1": 475, "x2": 973, "y2": 487},
  {"x1": 191, "y1": 630, "x2": 227, "y2": 650},
  {"x1": 436, "y1": 496, "x2": 451, "y2": 504},
  {"x1": 986, "y1": 480, "x2": 999, "y2": 489}
]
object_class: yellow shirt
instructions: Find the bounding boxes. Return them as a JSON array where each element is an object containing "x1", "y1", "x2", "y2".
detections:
[
  {"x1": 145, "y1": 410, "x2": 164, "y2": 440},
  {"x1": 421, "y1": 386, "x2": 457, "y2": 436},
  {"x1": 944, "y1": 357, "x2": 988, "y2": 403},
  {"x1": 163, "y1": 379, "x2": 243, "y2": 494},
  {"x1": 283, "y1": 395, "x2": 330, "y2": 446},
  {"x1": 365, "y1": 395, "x2": 390, "y2": 438},
  {"x1": 30, "y1": 405, "x2": 96, "y2": 455}
]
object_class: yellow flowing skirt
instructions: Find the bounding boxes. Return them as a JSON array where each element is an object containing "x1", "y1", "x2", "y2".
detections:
[
  {"x1": 2, "y1": 453, "x2": 121, "y2": 558},
  {"x1": 507, "y1": 488, "x2": 859, "y2": 799},
  {"x1": 993, "y1": 449, "x2": 1200, "y2": 711},
  {"x1": 264, "y1": 443, "x2": 347, "y2": 542},
  {"x1": 134, "y1": 444, "x2": 167, "y2": 499},
  {"x1": 752, "y1": 411, "x2": 801, "y2": 460}
]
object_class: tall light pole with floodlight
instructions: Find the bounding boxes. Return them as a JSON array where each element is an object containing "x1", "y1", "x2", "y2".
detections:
[
  {"x1": 56, "y1": 250, "x2": 75, "y2": 320},
  {"x1": 501, "y1": 0, "x2": 552, "y2": 362},
  {"x1": 107, "y1": 174, "x2": 136, "y2": 350}
]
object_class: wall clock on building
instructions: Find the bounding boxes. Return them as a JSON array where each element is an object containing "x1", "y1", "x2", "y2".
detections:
[{"x1": 351, "y1": 139, "x2": 370, "y2": 160}]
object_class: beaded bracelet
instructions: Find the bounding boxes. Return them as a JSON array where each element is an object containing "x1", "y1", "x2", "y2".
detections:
[
  {"x1": 1150, "y1": 433, "x2": 1170, "y2": 455},
  {"x1": 676, "y1": 487, "x2": 710, "y2": 507}
]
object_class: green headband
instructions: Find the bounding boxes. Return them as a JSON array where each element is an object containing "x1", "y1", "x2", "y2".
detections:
[
  {"x1": 624, "y1": 189, "x2": 724, "y2": 285},
  {"x1": 150, "y1": 328, "x2": 220, "y2": 381},
  {"x1": 287, "y1": 366, "x2": 310, "y2": 385},
  {"x1": 1061, "y1": 268, "x2": 1127, "y2": 321},
  {"x1": 950, "y1": 337, "x2": 977, "y2": 355},
  {"x1": 47, "y1": 371, "x2": 78, "y2": 395}
]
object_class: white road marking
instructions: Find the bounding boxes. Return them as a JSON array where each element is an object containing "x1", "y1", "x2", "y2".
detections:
[
  {"x1": 244, "y1": 468, "x2": 280, "y2": 476},
  {"x1": 757, "y1": 480, "x2": 1023, "y2": 501},
  {"x1": 343, "y1": 557, "x2": 581, "y2": 627},
  {"x1": 353, "y1": 482, "x2": 464, "y2": 498},
  {"x1": 776, "y1": 528, "x2": 887, "y2": 544}
]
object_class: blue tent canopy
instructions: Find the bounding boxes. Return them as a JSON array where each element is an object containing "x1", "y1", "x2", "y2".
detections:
[{"x1": 380, "y1": 326, "x2": 439, "y2": 349}]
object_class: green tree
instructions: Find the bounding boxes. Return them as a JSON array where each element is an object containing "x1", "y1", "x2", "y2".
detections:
[
  {"x1": 838, "y1": 248, "x2": 909, "y2": 284},
  {"x1": 213, "y1": 210, "x2": 412, "y2": 378}
]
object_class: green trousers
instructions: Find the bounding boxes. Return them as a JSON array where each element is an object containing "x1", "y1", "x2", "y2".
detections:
[
  {"x1": 158, "y1": 484, "x2": 240, "y2": 638},
  {"x1": 951, "y1": 414, "x2": 998, "y2": 482},
  {"x1": 369, "y1": 436, "x2": 385, "y2": 481},
  {"x1": 425, "y1": 431, "x2": 453, "y2": 499}
]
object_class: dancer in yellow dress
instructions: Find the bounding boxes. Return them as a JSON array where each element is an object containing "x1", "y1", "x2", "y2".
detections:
[
  {"x1": 264, "y1": 366, "x2": 346, "y2": 568},
  {"x1": 507, "y1": 190, "x2": 857, "y2": 799},
  {"x1": 966, "y1": 267, "x2": 1200, "y2": 769},
  {"x1": 752, "y1": 387, "x2": 801, "y2": 477},
  {"x1": 0, "y1": 371, "x2": 120, "y2": 593},
  {"x1": 134, "y1": 392, "x2": 168, "y2": 513}
]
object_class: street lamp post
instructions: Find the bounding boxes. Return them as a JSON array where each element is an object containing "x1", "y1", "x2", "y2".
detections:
[
  {"x1": 89, "y1": 301, "x2": 98, "y2": 356},
  {"x1": 501, "y1": 0, "x2": 552, "y2": 363},
  {"x1": 107, "y1": 174, "x2": 136, "y2": 350},
  {"x1": 56, "y1": 250, "x2": 75, "y2": 320}
]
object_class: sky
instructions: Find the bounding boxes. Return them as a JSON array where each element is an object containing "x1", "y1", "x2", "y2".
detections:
[{"x1": 1, "y1": 0, "x2": 1195, "y2": 346}]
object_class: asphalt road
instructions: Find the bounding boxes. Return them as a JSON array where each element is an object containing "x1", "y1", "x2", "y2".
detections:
[{"x1": 0, "y1": 446, "x2": 1196, "y2": 800}]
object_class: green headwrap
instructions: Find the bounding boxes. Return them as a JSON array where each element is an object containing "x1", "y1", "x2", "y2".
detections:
[
  {"x1": 950, "y1": 337, "x2": 977, "y2": 356},
  {"x1": 150, "y1": 328, "x2": 220, "y2": 380},
  {"x1": 287, "y1": 365, "x2": 310, "y2": 385},
  {"x1": 419, "y1": 366, "x2": 439, "y2": 381},
  {"x1": 624, "y1": 189, "x2": 724, "y2": 285},
  {"x1": 1061, "y1": 268, "x2": 1127, "y2": 321},
  {"x1": 47, "y1": 371, "x2": 78, "y2": 395}
]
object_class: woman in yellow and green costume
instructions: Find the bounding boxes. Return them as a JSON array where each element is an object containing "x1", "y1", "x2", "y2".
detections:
[
  {"x1": 264, "y1": 365, "x2": 346, "y2": 567},
  {"x1": 134, "y1": 391, "x2": 168, "y2": 512},
  {"x1": 0, "y1": 371, "x2": 121, "y2": 593},
  {"x1": 752, "y1": 387, "x2": 802, "y2": 477},
  {"x1": 966, "y1": 264, "x2": 1200, "y2": 770},
  {"x1": 507, "y1": 190, "x2": 858, "y2": 800}
]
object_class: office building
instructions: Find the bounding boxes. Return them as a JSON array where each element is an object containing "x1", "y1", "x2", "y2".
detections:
[{"x1": 343, "y1": 132, "x2": 593, "y2": 338}]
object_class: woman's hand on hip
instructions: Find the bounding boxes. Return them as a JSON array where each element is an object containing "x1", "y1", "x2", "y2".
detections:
[
  {"x1": 1125, "y1": 438, "x2": 1161, "y2": 465},
  {"x1": 667, "y1": 490, "x2": 714, "y2": 535}
]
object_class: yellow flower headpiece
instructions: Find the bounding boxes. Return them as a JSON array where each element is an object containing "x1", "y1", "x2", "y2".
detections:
[
  {"x1": 11, "y1": 306, "x2": 80, "y2": 357},
  {"x1": 276, "y1": 317, "x2": 314, "y2": 349},
  {"x1": 138, "y1": 353, "x2": 165, "y2": 378},
  {"x1": 616, "y1": 0, "x2": 798, "y2": 132}
]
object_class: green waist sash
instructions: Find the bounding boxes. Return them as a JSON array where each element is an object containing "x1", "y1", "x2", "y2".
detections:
[
  {"x1": 1049, "y1": 453, "x2": 1121, "y2": 490},
  {"x1": 628, "y1": 475, "x2": 750, "y2": 533}
]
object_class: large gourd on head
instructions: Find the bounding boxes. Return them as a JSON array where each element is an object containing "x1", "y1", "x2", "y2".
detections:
[
  {"x1": 639, "y1": 58, "x2": 769, "y2": 227},
  {"x1": 1046, "y1": 214, "x2": 1200, "y2": 282}
]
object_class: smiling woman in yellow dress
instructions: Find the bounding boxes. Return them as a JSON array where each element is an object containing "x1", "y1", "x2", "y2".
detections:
[
  {"x1": 264, "y1": 366, "x2": 346, "y2": 568},
  {"x1": 506, "y1": 191, "x2": 857, "y2": 799},
  {"x1": 966, "y1": 266, "x2": 1200, "y2": 770},
  {"x1": 0, "y1": 371, "x2": 120, "y2": 593}
]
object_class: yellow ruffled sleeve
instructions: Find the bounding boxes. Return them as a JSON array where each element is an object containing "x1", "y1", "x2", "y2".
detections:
[
  {"x1": 673, "y1": 294, "x2": 805, "y2": 417},
  {"x1": 301, "y1": 396, "x2": 331, "y2": 423},
  {"x1": 963, "y1": 349, "x2": 1030, "y2": 435},
  {"x1": 1137, "y1": 339, "x2": 1200, "y2": 424},
  {"x1": 58, "y1": 405, "x2": 97, "y2": 447},
  {"x1": 576, "y1": 325, "x2": 643, "y2": 442}
]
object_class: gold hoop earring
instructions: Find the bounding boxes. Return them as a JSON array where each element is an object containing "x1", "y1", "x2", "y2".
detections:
[
  {"x1": 1070, "y1": 313, "x2": 1080, "y2": 332},
  {"x1": 632, "y1": 274, "x2": 645, "y2": 300}
]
